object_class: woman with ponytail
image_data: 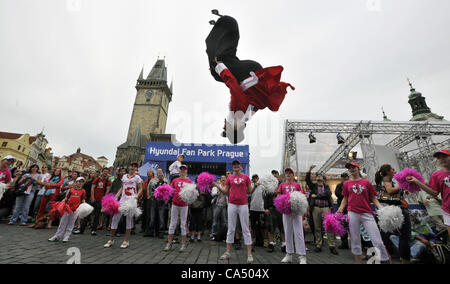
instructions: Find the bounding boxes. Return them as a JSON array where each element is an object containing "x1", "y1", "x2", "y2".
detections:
[{"x1": 375, "y1": 164, "x2": 411, "y2": 264}]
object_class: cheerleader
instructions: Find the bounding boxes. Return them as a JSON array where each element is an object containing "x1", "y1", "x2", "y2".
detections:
[
  {"x1": 337, "y1": 162, "x2": 391, "y2": 264},
  {"x1": 375, "y1": 164, "x2": 411, "y2": 264},
  {"x1": 213, "y1": 160, "x2": 256, "y2": 264},
  {"x1": 104, "y1": 162, "x2": 142, "y2": 249},
  {"x1": 406, "y1": 149, "x2": 450, "y2": 242},
  {"x1": 48, "y1": 177, "x2": 86, "y2": 243},
  {"x1": 277, "y1": 168, "x2": 307, "y2": 264},
  {"x1": 164, "y1": 164, "x2": 192, "y2": 252}
]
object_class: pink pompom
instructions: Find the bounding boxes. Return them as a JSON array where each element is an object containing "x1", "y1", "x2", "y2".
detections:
[
  {"x1": 274, "y1": 193, "x2": 291, "y2": 215},
  {"x1": 197, "y1": 172, "x2": 215, "y2": 194},
  {"x1": 154, "y1": 184, "x2": 175, "y2": 201},
  {"x1": 102, "y1": 194, "x2": 120, "y2": 215},
  {"x1": 394, "y1": 168, "x2": 424, "y2": 193},
  {"x1": 323, "y1": 212, "x2": 347, "y2": 236}
]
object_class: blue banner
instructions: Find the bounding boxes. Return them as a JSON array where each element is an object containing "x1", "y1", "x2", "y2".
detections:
[{"x1": 145, "y1": 142, "x2": 250, "y2": 163}]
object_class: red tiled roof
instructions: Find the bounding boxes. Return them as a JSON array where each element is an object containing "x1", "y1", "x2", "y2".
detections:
[
  {"x1": 0, "y1": 131, "x2": 37, "y2": 145},
  {"x1": 0, "y1": 131, "x2": 22, "y2": 140}
]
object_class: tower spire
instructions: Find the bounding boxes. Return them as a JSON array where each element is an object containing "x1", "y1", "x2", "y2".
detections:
[
  {"x1": 407, "y1": 77, "x2": 414, "y2": 91},
  {"x1": 381, "y1": 107, "x2": 391, "y2": 121},
  {"x1": 138, "y1": 66, "x2": 144, "y2": 80},
  {"x1": 147, "y1": 58, "x2": 167, "y2": 81}
]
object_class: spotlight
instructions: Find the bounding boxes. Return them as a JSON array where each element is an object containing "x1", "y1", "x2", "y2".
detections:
[
  {"x1": 309, "y1": 132, "x2": 316, "y2": 144},
  {"x1": 348, "y1": 151, "x2": 357, "y2": 160},
  {"x1": 337, "y1": 133, "x2": 345, "y2": 144}
]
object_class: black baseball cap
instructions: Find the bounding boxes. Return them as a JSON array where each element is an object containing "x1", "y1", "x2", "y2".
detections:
[{"x1": 180, "y1": 164, "x2": 188, "y2": 169}]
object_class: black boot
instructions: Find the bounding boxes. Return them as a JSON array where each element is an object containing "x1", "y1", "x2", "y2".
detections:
[{"x1": 211, "y1": 9, "x2": 223, "y2": 17}]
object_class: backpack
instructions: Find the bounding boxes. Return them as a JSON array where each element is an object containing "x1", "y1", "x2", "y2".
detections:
[
  {"x1": 428, "y1": 244, "x2": 450, "y2": 264},
  {"x1": 15, "y1": 176, "x2": 32, "y2": 197},
  {"x1": 191, "y1": 193, "x2": 205, "y2": 209}
]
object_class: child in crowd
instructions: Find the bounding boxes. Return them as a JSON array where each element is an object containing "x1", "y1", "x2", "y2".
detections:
[{"x1": 48, "y1": 177, "x2": 86, "y2": 243}]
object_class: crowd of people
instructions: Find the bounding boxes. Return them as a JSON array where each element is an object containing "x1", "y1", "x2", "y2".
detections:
[{"x1": 0, "y1": 148, "x2": 448, "y2": 264}]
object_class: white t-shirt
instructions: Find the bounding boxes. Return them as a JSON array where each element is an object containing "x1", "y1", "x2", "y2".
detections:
[
  {"x1": 37, "y1": 173, "x2": 51, "y2": 196},
  {"x1": 120, "y1": 174, "x2": 142, "y2": 201},
  {"x1": 169, "y1": 161, "x2": 181, "y2": 175}
]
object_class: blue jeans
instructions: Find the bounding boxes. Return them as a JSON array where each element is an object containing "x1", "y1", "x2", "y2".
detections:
[
  {"x1": 212, "y1": 205, "x2": 227, "y2": 235},
  {"x1": 10, "y1": 192, "x2": 35, "y2": 224},
  {"x1": 146, "y1": 198, "x2": 168, "y2": 235},
  {"x1": 390, "y1": 235, "x2": 426, "y2": 259}
]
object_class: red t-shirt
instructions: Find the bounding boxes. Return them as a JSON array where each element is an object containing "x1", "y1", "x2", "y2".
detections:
[
  {"x1": 277, "y1": 182, "x2": 305, "y2": 195},
  {"x1": 342, "y1": 179, "x2": 377, "y2": 214},
  {"x1": 225, "y1": 174, "x2": 251, "y2": 205},
  {"x1": 428, "y1": 170, "x2": 450, "y2": 214},
  {"x1": 92, "y1": 177, "x2": 111, "y2": 201},
  {"x1": 66, "y1": 188, "x2": 86, "y2": 212},
  {"x1": 170, "y1": 177, "x2": 193, "y2": 207},
  {"x1": 0, "y1": 169, "x2": 12, "y2": 184}
]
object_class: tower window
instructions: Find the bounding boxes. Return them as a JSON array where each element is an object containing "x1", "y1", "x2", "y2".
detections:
[
  {"x1": 1, "y1": 142, "x2": 7, "y2": 147},
  {"x1": 18, "y1": 145, "x2": 21, "y2": 150}
]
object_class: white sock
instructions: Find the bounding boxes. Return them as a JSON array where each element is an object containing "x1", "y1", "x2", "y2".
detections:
[{"x1": 282, "y1": 242, "x2": 286, "y2": 247}]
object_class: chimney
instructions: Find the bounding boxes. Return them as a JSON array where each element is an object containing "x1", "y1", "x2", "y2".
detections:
[{"x1": 76, "y1": 148, "x2": 81, "y2": 154}]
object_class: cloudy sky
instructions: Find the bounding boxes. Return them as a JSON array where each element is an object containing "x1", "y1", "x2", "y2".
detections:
[{"x1": 1, "y1": 0, "x2": 449, "y2": 175}]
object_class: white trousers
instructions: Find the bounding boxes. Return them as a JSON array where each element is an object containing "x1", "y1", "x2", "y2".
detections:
[
  {"x1": 168, "y1": 205, "x2": 188, "y2": 236},
  {"x1": 348, "y1": 211, "x2": 390, "y2": 261},
  {"x1": 54, "y1": 212, "x2": 78, "y2": 240},
  {"x1": 111, "y1": 213, "x2": 134, "y2": 230},
  {"x1": 226, "y1": 203, "x2": 252, "y2": 246},
  {"x1": 283, "y1": 213, "x2": 306, "y2": 256}
]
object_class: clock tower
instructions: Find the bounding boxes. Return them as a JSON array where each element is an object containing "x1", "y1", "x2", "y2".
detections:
[
  {"x1": 127, "y1": 58, "x2": 172, "y2": 140},
  {"x1": 113, "y1": 58, "x2": 173, "y2": 168}
]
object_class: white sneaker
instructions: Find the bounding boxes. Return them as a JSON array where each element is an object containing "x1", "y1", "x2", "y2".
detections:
[
  {"x1": 247, "y1": 255, "x2": 254, "y2": 264},
  {"x1": 220, "y1": 252, "x2": 231, "y2": 260},
  {"x1": 299, "y1": 255, "x2": 307, "y2": 264},
  {"x1": 179, "y1": 243, "x2": 187, "y2": 252},
  {"x1": 120, "y1": 241, "x2": 129, "y2": 249},
  {"x1": 163, "y1": 243, "x2": 172, "y2": 251},
  {"x1": 104, "y1": 240, "x2": 115, "y2": 248},
  {"x1": 48, "y1": 236, "x2": 59, "y2": 242},
  {"x1": 281, "y1": 254, "x2": 293, "y2": 263},
  {"x1": 62, "y1": 237, "x2": 69, "y2": 243}
]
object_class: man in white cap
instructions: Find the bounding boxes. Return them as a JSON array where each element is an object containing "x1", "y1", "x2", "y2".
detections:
[
  {"x1": 168, "y1": 154, "x2": 185, "y2": 182},
  {"x1": 0, "y1": 156, "x2": 16, "y2": 187}
]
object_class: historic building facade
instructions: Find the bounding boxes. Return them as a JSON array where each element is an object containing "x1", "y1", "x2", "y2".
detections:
[
  {"x1": 0, "y1": 131, "x2": 52, "y2": 168},
  {"x1": 53, "y1": 148, "x2": 104, "y2": 176},
  {"x1": 113, "y1": 58, "x2": 173, "y2": 168}
]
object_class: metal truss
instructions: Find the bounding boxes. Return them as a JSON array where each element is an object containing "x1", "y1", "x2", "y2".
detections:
[{"x1": 282, "y1": 120, "x2": 450, "y2": 176}]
